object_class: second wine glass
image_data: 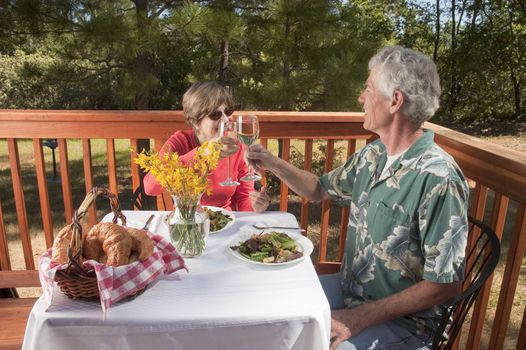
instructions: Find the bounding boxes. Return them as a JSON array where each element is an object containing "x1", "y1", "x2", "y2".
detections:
[
  {"x1": 218, "y1": 120, "x2": 240, "y2": 187},
  {"x1": 235, "y1": 114, "x2": 262, "y2": 182}
]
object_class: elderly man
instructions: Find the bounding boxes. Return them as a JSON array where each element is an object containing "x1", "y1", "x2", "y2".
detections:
[{"x1": 247, "y1": 46, "x2": 469, "y2": 349}]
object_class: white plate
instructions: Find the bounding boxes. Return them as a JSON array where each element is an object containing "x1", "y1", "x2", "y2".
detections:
[
  {"x1": 203, "y1": 206, "x2": 236, "y2": 234},
  {"x1": 228, "y1": 231, "x2": 313, "y2": 266}
]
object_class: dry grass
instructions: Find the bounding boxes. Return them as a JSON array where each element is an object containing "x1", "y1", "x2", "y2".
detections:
[{"x1": 482, "y1": 132, "x2": 526, "y2": 153}]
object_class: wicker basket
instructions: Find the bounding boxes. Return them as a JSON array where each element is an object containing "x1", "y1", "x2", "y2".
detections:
[{"x1": 54, "y1": 187, "x2": 127, "y2": 299}]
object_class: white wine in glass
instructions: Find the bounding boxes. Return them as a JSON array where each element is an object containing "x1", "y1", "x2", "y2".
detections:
[
  {"x1": 235, "y1": 115, "x2": 262, "y2": 182},
  {"x1": 218, "y1": 120, "x2": 240, "y2": 187}
]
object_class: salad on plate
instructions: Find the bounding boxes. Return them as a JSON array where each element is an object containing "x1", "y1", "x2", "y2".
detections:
[
  {"x1": 203, "y1": 207, "x2": 234, "y2": 233},
  {"x1": 230, "y1": 232, "x2": 303, "y2": 264}
]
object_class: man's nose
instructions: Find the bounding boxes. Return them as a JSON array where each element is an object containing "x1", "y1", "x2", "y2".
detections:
[{"x1": 358, "y1": 92, "x2": 365, "y2": 104}]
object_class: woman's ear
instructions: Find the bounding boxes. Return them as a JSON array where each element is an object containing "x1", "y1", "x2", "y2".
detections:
[
  {"x1": 389, "y1": 90, "x2": 404, "y2": 114},
  {"x1": 190, "y1": 120, "x2": 200, "y2": 131}
]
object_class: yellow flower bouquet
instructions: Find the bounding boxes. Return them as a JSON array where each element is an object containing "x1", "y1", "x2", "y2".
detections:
[{"x1": 134, "y1": 141, "x2": 221, "y2": 256}]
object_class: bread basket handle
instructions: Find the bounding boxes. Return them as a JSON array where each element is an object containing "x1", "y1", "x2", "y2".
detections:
[{"x1": 68, "y1": 187, "x2": 127, "y2": 266}]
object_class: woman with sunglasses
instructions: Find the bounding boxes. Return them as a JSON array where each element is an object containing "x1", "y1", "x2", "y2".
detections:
[{"x1": 144, "y1": 81, "x2": 270, "y2": 213}]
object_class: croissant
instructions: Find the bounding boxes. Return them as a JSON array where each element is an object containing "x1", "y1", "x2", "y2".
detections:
[
  {"x1": 84, "y1": 222, "x2": 132, "y2": 267},
  {"x1": 51, "y1": 224, "x2": 89, "y2": 264},
  {"x1": 126, "y1": 227, "x2": 154, "y2": 261}
]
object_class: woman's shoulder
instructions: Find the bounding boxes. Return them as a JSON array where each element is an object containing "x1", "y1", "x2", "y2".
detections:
[
  {"x1": 169, "y1": 129, "x2": 194, "y2": 141},
  {"x1": 166, "y1": 129, "x2": 198, "y2": 153}
]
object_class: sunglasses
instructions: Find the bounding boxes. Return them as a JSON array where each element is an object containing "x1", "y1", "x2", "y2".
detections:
[{"x1": 208, "y1": 108, "x2": 234, "y2": 121}]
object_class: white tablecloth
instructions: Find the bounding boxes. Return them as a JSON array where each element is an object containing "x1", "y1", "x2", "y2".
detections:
[{"x1": 23, "y1": 210, "x2": 331, "y2": 350}]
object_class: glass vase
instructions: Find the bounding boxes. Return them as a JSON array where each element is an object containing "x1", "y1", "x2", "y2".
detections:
[{"x1": 168, "y1": 195, "x2": 209, "y2": 257}]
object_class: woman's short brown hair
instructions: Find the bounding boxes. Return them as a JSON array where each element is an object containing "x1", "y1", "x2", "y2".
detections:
[{"x1": 182, "y1": 81, "x2": 234, "y2": 126}]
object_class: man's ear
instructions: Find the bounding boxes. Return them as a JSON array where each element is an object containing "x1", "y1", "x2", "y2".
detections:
[{"x1": 389, "y1": 90, "x2": 404, "y2": 114}]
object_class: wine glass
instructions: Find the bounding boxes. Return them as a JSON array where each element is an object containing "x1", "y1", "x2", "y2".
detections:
[
  {"x1": 235, "y1": 114, "x2": 262, "y2": 182},
  {"x1": 218, "y1": 120, "x2": 240, "y2": 187}
]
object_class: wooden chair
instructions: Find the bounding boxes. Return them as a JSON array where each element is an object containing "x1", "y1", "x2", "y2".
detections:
[
  {"x1": 431, "y1": 216, "x2": 500, "y2": 349},
  {"x1": 131, "y1": 180, "x2": 158, "y2": 211}
]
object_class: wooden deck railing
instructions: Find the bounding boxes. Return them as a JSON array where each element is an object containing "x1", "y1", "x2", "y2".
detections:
[{"x1": 0, "y1": 110, "x2": 525, "y2": 349}]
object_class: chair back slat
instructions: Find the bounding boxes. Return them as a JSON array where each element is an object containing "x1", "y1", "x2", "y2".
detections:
[
  {"x1": 130, "y1": 178, "x2": 158, "y2": 211},
  {"x1": 463, "y1": 233, "x2": 488, "y2": 281}
]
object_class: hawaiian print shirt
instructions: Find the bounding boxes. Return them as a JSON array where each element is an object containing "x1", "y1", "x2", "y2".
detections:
[{"x1": 319, "y1": 130, "x2": 469, "y2": 337}]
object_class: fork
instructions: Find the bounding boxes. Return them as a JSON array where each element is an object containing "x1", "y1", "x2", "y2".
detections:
[
  {"x1": 252, "y1": 224, "x2": 305, "y2": 232},
  {"x1": 142, "y1": 214, "x2": 155, "y2": 230}
]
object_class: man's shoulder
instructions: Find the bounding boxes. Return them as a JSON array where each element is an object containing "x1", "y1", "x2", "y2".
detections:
[
  {"x1": 338, "y1": 140, "x2": 383, "y2": 174},
  {"x1": 409, "y1": 143, "x2": 465, "y2": 183},
  {"x1": 357, "y1": 139, "x2": 384, "y2": 159}
]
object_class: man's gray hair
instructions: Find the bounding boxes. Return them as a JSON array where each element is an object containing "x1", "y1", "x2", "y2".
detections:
[{"x1": 369, "y1": 46, "x2": 441, "y2": 123}]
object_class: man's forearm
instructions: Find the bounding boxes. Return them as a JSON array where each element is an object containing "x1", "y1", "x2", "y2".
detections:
[
  {"x1": 268, "y1": 157, "x2": 329, "y2": 202},
  {"x1": 334, "y1": 280, "x2": 461, "y2": 335}
]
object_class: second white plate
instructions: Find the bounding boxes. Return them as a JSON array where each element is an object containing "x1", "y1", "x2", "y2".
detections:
[{"x1": 203, "y1": 206, "x2": 236, "y2": 234}]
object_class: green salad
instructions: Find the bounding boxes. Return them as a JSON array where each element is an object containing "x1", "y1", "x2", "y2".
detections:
[
  {"x1": 231, "y1": 232, "x2": 303, "y2": 263},
  {"x1": 204, "y1": 207, "x2": 233, "y2": 232}
]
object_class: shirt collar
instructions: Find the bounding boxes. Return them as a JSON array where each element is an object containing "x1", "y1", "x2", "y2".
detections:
[
  {"x1": 374, "y1": 129, "x2": 435, "y2": 182},
  {"x1": 377, "y1": 129, "x2": 434, "y2": 161}
]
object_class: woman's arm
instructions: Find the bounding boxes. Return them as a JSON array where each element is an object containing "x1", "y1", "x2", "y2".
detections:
[
  {"x1": 231, "y1": 149, "x2": 254, "y2": 211},
  {"x1": 143, "y1": 131, "x2": 196, "y2": 196}
]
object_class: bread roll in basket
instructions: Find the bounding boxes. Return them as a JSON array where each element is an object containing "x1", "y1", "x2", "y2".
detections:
[{"x1": 44, "y1": 187, "x2": 185, "y2": 306}]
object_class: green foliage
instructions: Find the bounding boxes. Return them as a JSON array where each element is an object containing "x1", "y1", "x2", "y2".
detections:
[{"x1": 0, "y1": 0, "x2": 524, "y2": 125}]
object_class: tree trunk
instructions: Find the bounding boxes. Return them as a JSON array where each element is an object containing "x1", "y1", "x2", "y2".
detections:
[
  {"x1": 448, "y1": 0, "x2": 459, "y2": 117},
  {"x1": 281, "y1": 19, "x2": 292, "y2": 111},
  {"x1": 219, "y1": 39, "x2": 230, "y2": 85},
  {"x1": 133, "y1": 0, "x2": 152, "y2": 110},
  {"x1": 433, "y1": 0, "x2": 440, "y2": 61},
  {"x1": 510, "y1": 71, "x2": 521, "y2": 117},
  {"x1": 279, "y1": 5, "x2": 294, "y2": 158},
  {"x1": 471, "y1": 0, "x2": 480, "y2": 27},
  {"x1": 133, "y1": 0, "x2": 151, "y2": 172},
  {"x1": 507, "y1": 8, "x2": 521, "y2": 117}
]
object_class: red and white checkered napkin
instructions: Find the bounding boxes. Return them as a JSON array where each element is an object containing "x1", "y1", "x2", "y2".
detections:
[{"x1": 39, "y1": 231, "x2": 187, "y2": 313}]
